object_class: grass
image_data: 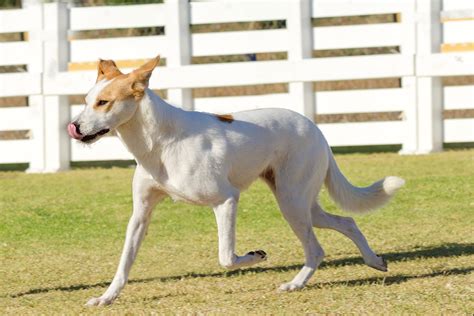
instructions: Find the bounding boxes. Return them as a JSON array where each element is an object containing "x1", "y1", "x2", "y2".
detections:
[{"x1": 0, "y1": 149, "x2": 473, "y2": 314}]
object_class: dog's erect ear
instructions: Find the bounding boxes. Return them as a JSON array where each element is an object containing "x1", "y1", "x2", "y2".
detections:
[
  {"x1": 131, "y1": 55, "x2": 160, "y2": 98},
  {"x1": 97, "y1": 59, "x2": 123, "y2": 82}
]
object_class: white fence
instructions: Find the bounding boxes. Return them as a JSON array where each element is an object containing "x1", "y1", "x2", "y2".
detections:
[{"x1": 0, "y1": 0, "x2": 473, "y2": 172}]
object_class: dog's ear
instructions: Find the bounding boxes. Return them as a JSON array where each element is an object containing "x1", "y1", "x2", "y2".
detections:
[
  {"x1": 97, "y1": 59, "x2": 123, "y2": 82},
  {"x1": 131, "y1": 55, "x2": 160, "y2": 98}
]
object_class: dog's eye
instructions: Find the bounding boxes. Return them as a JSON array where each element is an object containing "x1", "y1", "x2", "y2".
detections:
[{"x1": 97, "y1": 100, "x2": 108, "y2": 106}]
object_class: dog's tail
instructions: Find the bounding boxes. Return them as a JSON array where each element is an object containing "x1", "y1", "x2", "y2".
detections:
[{"x1": 324, "y1": 149, "x2": 404, "y2": 214}]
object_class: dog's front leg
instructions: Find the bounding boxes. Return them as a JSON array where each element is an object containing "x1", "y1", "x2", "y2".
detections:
[
  {"x1": 213, "y1": 195, "x2": 267, "y2": 269},
  {"x1": 86, "y1": 169, "x2": 165, "y2": 306}
]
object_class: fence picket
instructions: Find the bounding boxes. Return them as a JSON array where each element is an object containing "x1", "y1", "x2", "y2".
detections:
[
  {"x1": 165, "y1": 0, "x2": 193, "y2": 110},
  {"x1": 42, "y1": 2, "x2": 71, "y2": 171},
  {"x1": 416, "y1": 0, "x2": 444, "y2": 153}
]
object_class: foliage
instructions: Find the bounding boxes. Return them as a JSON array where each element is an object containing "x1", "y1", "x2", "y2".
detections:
[
  {"x1": 0, "y1": 0, "x2": 163, "y2": 8},
  {"x1": 72, "y1": 0, "x2": 163, "y2": 6},
  {"x1": 0, "y1": 0, "x2": 18, "y2": 8}
]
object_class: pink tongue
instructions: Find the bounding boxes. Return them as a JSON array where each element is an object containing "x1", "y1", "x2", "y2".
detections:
[{"x1": 67, "y1": 123, "x2": 82, "y2": 140}]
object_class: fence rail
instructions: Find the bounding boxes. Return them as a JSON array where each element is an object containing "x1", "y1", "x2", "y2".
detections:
[{"x1": 0, "y1": 0, "x2": 473, "y2": 172}]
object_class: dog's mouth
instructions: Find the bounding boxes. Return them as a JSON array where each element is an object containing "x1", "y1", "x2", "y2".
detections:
[{"x1": 80, "y1": 128, "x2": 110, "y2": 143}]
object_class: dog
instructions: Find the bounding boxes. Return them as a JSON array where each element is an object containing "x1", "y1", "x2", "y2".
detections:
[{"x1": 68, "y1": 56, "x2": 404, "y2": 306}]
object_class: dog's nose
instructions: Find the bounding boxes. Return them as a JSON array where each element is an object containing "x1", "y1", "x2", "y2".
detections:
[
  {"x1": 67, "y1": 122, "x2": 83, "y2": 140},
  {"x1": 73, "y1": 122, "x2": 82, "y2": 135}
]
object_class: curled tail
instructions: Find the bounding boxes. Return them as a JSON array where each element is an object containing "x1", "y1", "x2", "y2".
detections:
[{"x1": 324, "y1": 150, "x2": 405, "y2": 213}]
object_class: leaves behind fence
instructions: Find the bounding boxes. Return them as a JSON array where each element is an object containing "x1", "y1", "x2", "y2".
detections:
[
  {"x1": 68, "y1": 0, "x2": 165, "y2": 6},
  {"x1": 0, "y1": 0, "x2": 18, "y2": 8},
  {"x1": 0, "y1": 0, "x2": 164, "y2": 8}
]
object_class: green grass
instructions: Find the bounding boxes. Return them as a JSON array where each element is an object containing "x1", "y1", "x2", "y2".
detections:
[{"x1": 0, "y1": 150, "x2": 473, "y2": 314}]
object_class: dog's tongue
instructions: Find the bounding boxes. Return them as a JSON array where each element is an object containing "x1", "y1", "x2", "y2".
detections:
[{"x1": 67, "y1": 123, "x2": 82, "y2": 140}]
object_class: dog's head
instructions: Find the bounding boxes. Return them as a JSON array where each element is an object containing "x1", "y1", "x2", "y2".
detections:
[{"x1": 67, "y1": 56, "x2": 160, "y2": 143}]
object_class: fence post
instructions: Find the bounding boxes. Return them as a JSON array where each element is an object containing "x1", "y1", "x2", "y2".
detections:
[
  {"x1": 42, "y1": 2, "x2": 71, "y2": 171},
  {"x1": 25, "y1": 4, "x2": 46, "y2": 173},
  {"x1": 165, "y1": 0, "x2": 193, "y2": 110},
  {"x1": 287, "y1": 0, "x2": 314, "y2": 120},
  {"x1": 399, "y1": 1, "x2": 418, "y2": 154},
  {"x1": 415, "y1": 0, "x2": 443, "y2": 153}
]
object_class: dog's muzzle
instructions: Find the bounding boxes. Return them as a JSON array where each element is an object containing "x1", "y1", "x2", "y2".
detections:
[
  {"x1": 67, "y1": 122, "x2": 109, "y2": 142},
  {"x1": 67, "y1": 122, "x2": 82, "y2": 140}
]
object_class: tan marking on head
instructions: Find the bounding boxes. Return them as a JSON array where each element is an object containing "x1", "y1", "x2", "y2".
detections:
[
  {"x1": 215, "y1": 114, "x2": 234, "y2": 123},
  {"x1": 130, "y1": 55, "x2": 161, "y2": 99},
  {"x1": 93, "y1": 74, "x2": 135, "y2": 112},
  {"x1": 93, "y1": 55, "x2": 161, "y2": 112},
  {"x1": 96, "y1": 59, "x2": 123, "y2": 82}
]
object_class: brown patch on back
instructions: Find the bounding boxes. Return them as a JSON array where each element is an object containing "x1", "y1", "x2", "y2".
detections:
[
  {"x1": 215, "y1": 114, "x2": 234, "y2": 123},
  {"x1": 260, "y1": 167, "x2": 276, "y2": 191}
]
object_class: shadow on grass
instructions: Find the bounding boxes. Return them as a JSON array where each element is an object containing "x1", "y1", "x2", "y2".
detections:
[
  {"x1": 0, "y1": 161, "x2": 136, "y2": 172},
  {"x1": 0, "y1": 163, "x2": 28, "y2": 172},
  {"x1": 331, "y1": 144, "x2": 401, "y2": 155},
  {"x1": 309, "y1": 266, "x2": 474, "y2": 289},
  {"x1": 71, "y1": 160, "x2": 136, "y2": 169},
  {"x1": 9, "y1": 242, "x2": 474, "y2": 298}
]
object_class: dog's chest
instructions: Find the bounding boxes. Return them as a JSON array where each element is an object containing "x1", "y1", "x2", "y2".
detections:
[
  {"x1": 149, "y1": 168, "x2": 215, "y2": 205},
  {"x1": 167, "y1": 191, "x2": 198, "y2": 204},
  {"x1": 159, "y1": 182, "x2": 212, "y2": 205}
]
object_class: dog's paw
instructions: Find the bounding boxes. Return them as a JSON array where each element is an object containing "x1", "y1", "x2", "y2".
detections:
[
  {"x1": 366, "y1": 255, "x2": 388, "y2": 272},
  {"x1": 278, "y1": 282, "x2": 304, "y2": 292},
  {"x1": 85, "y1": 296, "x2": 115, "y2": 307},
  {"x1": 246, "y1": 250, "x2": 267, "y2": 261}
]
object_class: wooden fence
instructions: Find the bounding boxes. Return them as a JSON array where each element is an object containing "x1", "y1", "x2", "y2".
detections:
[{"x1": 0, "y1": 0, "x2": 473, "y2": 172}]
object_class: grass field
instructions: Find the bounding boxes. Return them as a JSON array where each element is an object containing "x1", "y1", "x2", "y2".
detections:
[{"x1": 0, "y1": 149, "x2": 473, "y2": 314}]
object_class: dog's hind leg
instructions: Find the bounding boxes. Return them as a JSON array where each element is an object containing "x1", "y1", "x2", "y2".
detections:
[
  {"x1": 213, "y1": 190, "x2": 267, "y2": 269},
  {"x1": 86, "y1": 166, "x2": 166, "y2": 306},
  {"x1": 311, "y1": 202, "x2": 387, "y2": 271},
  {"x1": 277, "y1": 196, "x2": 325, "y2": 291}
]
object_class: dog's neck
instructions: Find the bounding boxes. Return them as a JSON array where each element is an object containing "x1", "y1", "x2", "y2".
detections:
[{"x1": 116, "y1": 89, "x2": 186, "y2": 165}]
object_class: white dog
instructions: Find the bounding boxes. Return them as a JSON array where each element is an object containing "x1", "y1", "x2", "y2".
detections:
[{"x1": 68, "y1": 57, "x2": 404, "y2": 306}]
